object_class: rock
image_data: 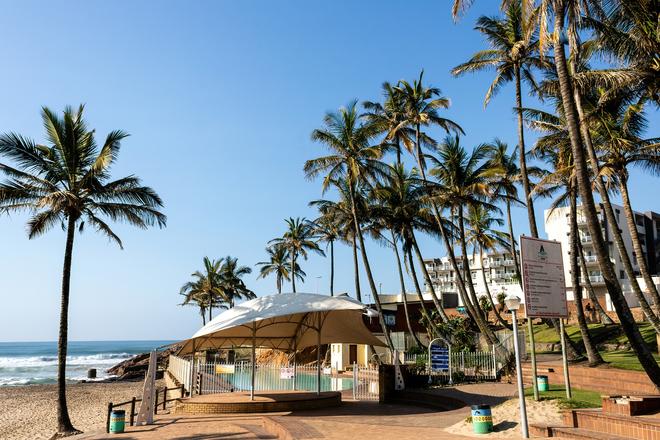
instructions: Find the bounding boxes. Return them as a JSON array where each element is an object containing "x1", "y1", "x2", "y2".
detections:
[{"x1": 107, "y1": 344, "x2": 181, "y2": 381}]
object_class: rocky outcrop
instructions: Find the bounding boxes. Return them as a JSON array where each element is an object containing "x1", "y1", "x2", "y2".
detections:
[{"x1": 106, "y1": 344, "x2": 181, "y2": 381}]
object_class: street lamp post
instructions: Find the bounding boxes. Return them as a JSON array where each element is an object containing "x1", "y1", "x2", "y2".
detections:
[{"x1": 505, "y1": 295, "x2": 528, "y2": 439}]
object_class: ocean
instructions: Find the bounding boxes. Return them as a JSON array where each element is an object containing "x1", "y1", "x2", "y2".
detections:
[{"x1": 0, "y1": 340, "x2": 175, "y2": 386}]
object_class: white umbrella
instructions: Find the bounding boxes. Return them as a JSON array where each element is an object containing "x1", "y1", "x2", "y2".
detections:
[{"x1": 177, "y1": 292, "x2": 385, "y2": 399}]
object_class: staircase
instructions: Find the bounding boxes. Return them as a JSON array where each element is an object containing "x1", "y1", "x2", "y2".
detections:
[{"x1": 530, "y1": 395, "x2": 660, "y2": 439}]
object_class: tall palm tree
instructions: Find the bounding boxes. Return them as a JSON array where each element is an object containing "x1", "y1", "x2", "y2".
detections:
[
  {"x1": 538, "y1": 0, "x2": 660, "y2": 384},
  {"x1": 180, "y1": 257, "x2": 228, "y2": 323},
  {"x1": 309, "y1": 179, "x2": 365, "y2": 300},
  {"x1": 304, "y1": 100, "x2": 395, "y2": 351},
  {"x1": 219, "y1": 256, "x2": 256, "y2": 307},
  {"x1": 257, "y1": 246, "x2": 302, "y2": 294},
  {"x1": 0, "y1": 105, "x2": 166, "y2": 437},
  {"x1": 269, "y1": 217, "x2": 323, "y2": 293},
  {"x1": 451, "y1": 0, "x2": 545, "y2": 238},
  {"x1": 311, "y1": 213, "x2": 340, "y2": 296},
  {"x1": 427, "y1": 135, "x2": 501, "y2": 342},
  {"x1": 395, "y1": 71, "x2": 467, "y2": 329},
  {"x1": 464, "y1": 204, "x2": 512, "y2": 329},
  {"x1": 485, "y1": 140, "x2": 524, "y2": 283}
]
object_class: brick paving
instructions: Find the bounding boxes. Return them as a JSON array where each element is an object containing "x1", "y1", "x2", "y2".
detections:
[{"x1": 82, "y1": 383, "x2": 519, "y2": 439}]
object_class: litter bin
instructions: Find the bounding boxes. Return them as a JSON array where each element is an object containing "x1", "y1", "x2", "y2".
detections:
[
  {"x1": 471, "y1": 404, "x2": 493, "y2": 434},
  {"x1": 538, "y1": 375, "x2": 549, "y2": 392},
  {"x1": 109, "y1": 409, "x2": 125, "y2": 434}
]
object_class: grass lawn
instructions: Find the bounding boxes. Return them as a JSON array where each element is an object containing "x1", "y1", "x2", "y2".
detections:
[
  {"x1": 600, "y1": 350, "x2": 660, "y2": 371},
  {"x1": 527, "y1": 323, "x2": 659, "y2": 371},
  {"x1": 524, "y1": 384, "x2": 602, "y2": 409}
]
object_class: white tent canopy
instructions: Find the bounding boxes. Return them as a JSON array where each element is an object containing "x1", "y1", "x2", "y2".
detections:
[{"x1": 177, "y1": 292, "x2": 385, "y2": 354}]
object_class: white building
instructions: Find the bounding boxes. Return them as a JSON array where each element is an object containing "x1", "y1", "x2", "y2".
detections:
[
  {"x1": 544, "y1": 203, "x2": 660, "y2": 310},
  {"x1": 423, "y1": 251, "x2": 524, "y2": 307}
]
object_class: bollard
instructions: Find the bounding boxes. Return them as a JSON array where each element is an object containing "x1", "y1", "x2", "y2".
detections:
[
  {"x1": 87, "y1": 368, "x2": 97, "y2": 379},
  {"x1": 537, "y1": 375, "x2": 549, "y2": 392},
  {"x1": 471, "y1": 404, "x2": 493, "y2": 434},
  {"x1": 109, "y1": 409, "x2": 126, "y2": 434}
]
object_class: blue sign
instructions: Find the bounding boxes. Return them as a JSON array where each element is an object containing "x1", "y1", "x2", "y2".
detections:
[{"x1": 430, "y1": 346, "x2": 449, "y2": 372}]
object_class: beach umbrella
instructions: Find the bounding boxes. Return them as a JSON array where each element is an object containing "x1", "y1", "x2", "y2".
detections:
[{"x1": 177, "y1": 292, "x2": 385, "y2": 399}]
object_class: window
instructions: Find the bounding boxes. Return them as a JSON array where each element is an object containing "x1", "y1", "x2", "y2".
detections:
[{"x1": 620, "y1": 270, "x2": 625, "y2": 280}]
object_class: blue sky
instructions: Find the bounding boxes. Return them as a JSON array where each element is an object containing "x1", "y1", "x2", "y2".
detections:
[{"x1": 0, "y1": 1, "x2": 657, "y2": 341}]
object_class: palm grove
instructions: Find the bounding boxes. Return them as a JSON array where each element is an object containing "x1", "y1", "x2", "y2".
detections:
[
  {"x1": 0, "y1": 0, "x2": 657, "y2": 438},
  {"x1": 259, "y1": 0, "x2": 660, "y2": 389}
]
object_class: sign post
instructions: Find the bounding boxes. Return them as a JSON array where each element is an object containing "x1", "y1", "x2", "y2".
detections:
[
  {"x1": 428, "y1": 338, "x2": 451, "y2": 385},
  {"x1": 520, "y1": 236, "x2": 571, "y2": 399}
]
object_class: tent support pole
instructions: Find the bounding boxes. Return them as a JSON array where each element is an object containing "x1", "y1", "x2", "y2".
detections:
[
  {"x1": 316, "y1": 316, "x2": 321, "y2": 396},
  {"x1": 251, "y1": 323, "x2": 256, "y2": 401},
  {"x1": 189, "y1": 338, "x2": 196, "y2": 397},
  {"x1": 293, "y1": 342, "x2": 297, "y2": 391}
]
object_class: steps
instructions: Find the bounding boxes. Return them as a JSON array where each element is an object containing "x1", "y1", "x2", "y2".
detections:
[{"x1": 530, "y1": 395, "x2": 660, "y2": 439}]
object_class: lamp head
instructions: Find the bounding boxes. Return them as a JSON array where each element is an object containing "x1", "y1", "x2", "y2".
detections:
[
  {"x1": 504, "y1": 295, "x2": 521, "y2": 312},
  {"x1": 364, "y1": 308, "x2": 379, "y2": 319}
]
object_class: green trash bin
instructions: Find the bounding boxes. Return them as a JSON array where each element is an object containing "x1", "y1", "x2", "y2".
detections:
[
  {"x1": 471, "y1": 404, "x2": 493, "y2": 434},
  {"x1": 538, "y1": 375, "x2": 549, "y2": 392},
  {"x1": 110, "y1": 409, "x2": 125, "y2": 434}
]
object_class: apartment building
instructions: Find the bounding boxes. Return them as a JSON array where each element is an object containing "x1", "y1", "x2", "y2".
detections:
[
  {"x1": 423, "y1": 251, "x2": 524, "y2": 307},
  {"x1": 545, "y1": 203, "x2": 660, "y2": 310}
]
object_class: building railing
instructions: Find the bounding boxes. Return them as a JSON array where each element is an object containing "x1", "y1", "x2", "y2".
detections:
[
  {"x1": 168, "y1": 355, "x2": 192, "y2": 394},
  {"x1": 584, "y1": 255, "x2": 598, "y2": 263}
]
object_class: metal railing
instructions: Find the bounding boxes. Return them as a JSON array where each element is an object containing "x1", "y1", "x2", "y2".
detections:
[
  {"x1": 584, "y1": 255, "x2": 598, "y2": 263},
  {"x1": 351, "y1": 363, "x2": 379, "y2": 401}
]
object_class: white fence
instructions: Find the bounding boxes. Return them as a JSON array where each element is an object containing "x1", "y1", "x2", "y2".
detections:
[
  {"x1": 405, "y1": 350, "x2": 497, "y2": 381},
  {"x1": 352, "y1": 364, "x2": 379, "y2": 401},
  {"x1": 168, "y1": 355, "x2": 192, "y2": 393}
]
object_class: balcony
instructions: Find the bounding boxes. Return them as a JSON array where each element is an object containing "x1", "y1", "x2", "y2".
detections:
[
  {"x1": 503, "y1": 259, "x2": 515, "y2": 266},
  {"x1": 580, "y1": 275, "x2": 604, "y2": 284},
  {"x1": 581, "y1": 235, "x2": 593, "y2": 243},
  {"x1": 584, "y1": 255, "x2": 598, "y2": 264}
]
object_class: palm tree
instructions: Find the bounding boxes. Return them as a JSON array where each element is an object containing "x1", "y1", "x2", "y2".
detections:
[
  {"x1": 451, "y1": 0, "x2": 545, "y2": 238},
  {"x1": 257, "y1": 246, "x2": 302, "y2": 294},
  {"x1": 309, "y1": 179, "x2": 365, "y2": 300},
  {"x1": 540, "y1": 0, "x2": 660, "y2": 384},
  {"x1": 0, "y1": 105, "x2": 166, "y2": 437},
  {"x1": 180, "y1": 257, "x2": 228, "y2": 323},
  {"x1": 485, "y1": 140, "x2": 524, "y2": 283},
  {"x1": 582, "y1": 1, "x2": 659, "y2": 109},
  {"x1": 427, "y1": 135, "x2": 501, "y2": 342},
  {"x1": 362, "y1": 82, "x2": 414, "y2": 165},
  {"x1": 179, "y1": 278, "x2": 213, "y2": 325},
  {"x1": 464, "y1": 204, "x2": 512, "y2": 329},
  {"x1": 395, "y1": 71, "x2": 467, "y2": 329},
  {"x1": 311, "y1": 213, "x2": 340, "y2": 295},
  {"x1": 269, "y1": 217, "x2": 323, "y2": 293},
  {"x1": 219, "y1": 256, "x2": 256, "y2": 307},
  {"x1": 304, "y1": 100, "x2": 395, "y2": 351}
]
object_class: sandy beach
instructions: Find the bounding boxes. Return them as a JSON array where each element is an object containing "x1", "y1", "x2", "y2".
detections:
[{"x1": 0, "y1": 381, "x2": 156, "y2": 440}]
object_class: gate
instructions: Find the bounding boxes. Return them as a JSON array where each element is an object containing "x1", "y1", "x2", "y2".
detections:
[{"x1": 351, "y1": 363, "x2": 379, "y2": 401}]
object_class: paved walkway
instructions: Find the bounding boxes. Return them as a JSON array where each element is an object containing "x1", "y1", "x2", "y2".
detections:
[{"x1": 82, "y1": 383, "x2": 518, "y2": 440}]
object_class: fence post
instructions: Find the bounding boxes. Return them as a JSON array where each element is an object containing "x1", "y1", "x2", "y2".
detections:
[
  {"x1": 163, "y1": 387, "x2": 167, "y2": 411},
  {"x1": 352, "y1": 362, "x2": 357, "y2": 400},
  {"x1": 180, "y1": 383, "x2": 185, "y2": 399},
  {"x1": 154, "y1": 389, "x2": 159, "y2": 415},
  {"x1": 129, "y1": 397, "x2": 136, "y2": 425},
  {"x1": 491, "y1": 344, "x2": 497, "y2": 379},
  {"x1": 106, "y1": 402, "x2": 113, "y2": 433}
]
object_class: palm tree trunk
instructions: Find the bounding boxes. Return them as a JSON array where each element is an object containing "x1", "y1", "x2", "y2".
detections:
[
  {"x1": 209, "y1": 306, "x2": 212, "y2": 323},
  {"x1": 291, "y1": 252, "x2": 297, "y2": 293},
  {"x1": 620, "y1": 177, "x2": 660, "y2": 312},
  {"x1": 410, "y1": 232, "x2": 449, "y2": 322},
  {"x1": 349, "y1": 187, "x2": 394, "y2": 351},
  {"x1": 414, "y1": 124, "x2": 499, "y2": 345},
  {"x1": 391, "y1": 230, "x2": 424, "y2": 347},
  {"x1": 201, "y1": 309, "x2": 206, "y2": 326},
  {"x1": 277, "y1": 276, "x2": 282, "y2": 295},
  {"x1": 55, "y1": 216, "x2": 80, "y2": 436},
  {"x1": 553, "y1": 8, "x2": 660, "y2": 385},
  {"x1": 578, "y1": 242, "x2": 614, "y2": 325},
  {"x1": 570, "y1": 48, "x2": 660, "y2": 332},
  {"x1": 506, "y1": 199, "x2": 522, "y2": 284},
  {"x1": 330, "y1": 239, "x2": 334, "y2": 296},
  {"x1": 515, "y1": 66, "x2": 539, "y2": 238},
  {"x1": 405, "y1": 245, "x2": 436, "y2": 336},
  {"x1": 570, "y1": 186, "x2": 604, "y2": 366},
  {"x1": 480, "y1": 247, "x2": 511, "y2": 330},
  {"x1": 458, "y1": 205, "x2": 486, "y2": 320},
  {"x1": 351, "y1": 234, "x2": 361, "y2": 302}
]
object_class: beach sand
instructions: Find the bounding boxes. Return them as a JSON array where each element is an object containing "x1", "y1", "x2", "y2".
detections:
[
  {"x1": 444, "y1": 397, "x2": 563, "y2": 438},
  {"x1": 0, "y1": 381, "x2": 158, "y2": 440}
]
